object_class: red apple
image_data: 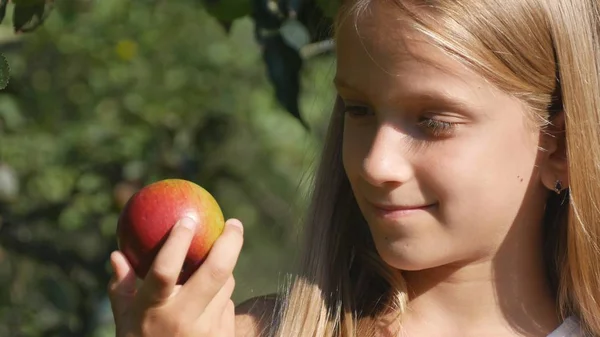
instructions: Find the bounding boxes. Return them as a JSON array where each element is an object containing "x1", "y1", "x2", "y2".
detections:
[{"x1": 116, "y1": 178, "x2": 225, "y2": 284}]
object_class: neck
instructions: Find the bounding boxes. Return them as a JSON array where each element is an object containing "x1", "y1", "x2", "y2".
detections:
[{"x1": 398, "y1": 226, "x2": 560, "y2": 337}]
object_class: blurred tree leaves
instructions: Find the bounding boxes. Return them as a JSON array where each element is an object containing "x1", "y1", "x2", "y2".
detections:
[
  {"x1": 1, "y1": 0, "x2": 52, "y2": 33},
  {"x1": 0, "y1": 0, "x2": 337, "y2": 336},
  {"x1": 202, "y1": 0, "x2": 251, "y2": 30},
  {"x1": 250, "y1": 0, "x2": 334, "y2": 127},
  {"x1": 0, "y1": 0, "x2": 8, "y2": 27},
  {"x1": 0, "y1": 0, "x2": 339, "y2": 128}
]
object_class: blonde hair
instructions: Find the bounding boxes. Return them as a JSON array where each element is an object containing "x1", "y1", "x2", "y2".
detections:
[{"x1": 271, "y1": 0, "x2": 600, "y2": 336}]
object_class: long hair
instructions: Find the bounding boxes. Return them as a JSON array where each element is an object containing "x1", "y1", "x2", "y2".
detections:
[{"x1": 272, "y1": 0, "x2": 600, "y2": 336}]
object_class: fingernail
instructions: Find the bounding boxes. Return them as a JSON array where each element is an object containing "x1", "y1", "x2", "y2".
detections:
[
  {"x1": 178, "y1": 217, "x2": 197, "y2": 231},
  {"x1": 227, "y1": 219, "x2": 244, "y2": 234}
]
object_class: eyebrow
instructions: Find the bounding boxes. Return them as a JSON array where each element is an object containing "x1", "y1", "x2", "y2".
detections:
[
  {"x1": 333, "y1": 77, "x2": 354, "y2": 91},
  {"x1": 406, "y1": 91, "x2": 473, "y2": 113},
  {"x1": 333, "y1": 76, "x2": 474, "y2": 113}
]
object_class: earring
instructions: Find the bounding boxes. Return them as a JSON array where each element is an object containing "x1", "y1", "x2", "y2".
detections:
[{"x1": 554, "y1": 180, "x2": 563, "y2": 194}]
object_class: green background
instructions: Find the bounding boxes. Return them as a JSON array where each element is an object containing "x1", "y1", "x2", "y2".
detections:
[{"x1": 0, "y1": 1, "x2": 337, "y2": 336}]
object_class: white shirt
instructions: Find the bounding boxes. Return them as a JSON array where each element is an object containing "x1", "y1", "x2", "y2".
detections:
[{"x1": 547, "y1": 316, "x2": 581, "y2": 337}]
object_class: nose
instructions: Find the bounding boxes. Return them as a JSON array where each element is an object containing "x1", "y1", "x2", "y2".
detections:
[{"x1": 360, "y1": 124, "x2": 414, "y2": 187}]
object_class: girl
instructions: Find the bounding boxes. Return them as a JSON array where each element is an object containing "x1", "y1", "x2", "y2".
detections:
[{"x1": 107, "y1": 0, "x2": 600, "y2": 336}]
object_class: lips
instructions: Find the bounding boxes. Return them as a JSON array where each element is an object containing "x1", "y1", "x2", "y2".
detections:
[
  {"x1": 368, "y1": 201, "x2": 436, "y2": 218},
  {"x1": 372, "y1": 203, "x2": 431, "y2": 211}
]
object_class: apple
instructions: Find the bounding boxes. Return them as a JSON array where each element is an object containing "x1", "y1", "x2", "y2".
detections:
[{"x1": 116, "y1": 178, "x2": 225, "y2": 284}]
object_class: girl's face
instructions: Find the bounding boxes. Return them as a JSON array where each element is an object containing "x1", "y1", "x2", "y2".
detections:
[{"x1": 337, "y1": 3, "x2": 553, "y2": 271}]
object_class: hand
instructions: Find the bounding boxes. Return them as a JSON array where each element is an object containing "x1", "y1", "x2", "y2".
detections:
[{"x1": 108, "y1": 217, "x2": 244, "y2": 337}]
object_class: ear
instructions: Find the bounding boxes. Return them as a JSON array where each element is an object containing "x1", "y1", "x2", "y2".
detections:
[{"x1": 540, "y1": 111, "x2": 569, "y2": 193}]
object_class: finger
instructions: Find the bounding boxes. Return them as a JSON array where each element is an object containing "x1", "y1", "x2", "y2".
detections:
[
  {"x1": 107, "y1": 251, "x2": 137, "y2": 320},
  {"x1": 201, "y1": 276, "x2": 236, "y2": 321},
  {"x1": 195, "y1": 298, "x2": 236, "y2": 337},
  {"x1": 179, "y1": 218, "x2": 244, "y2": 312},
  {"x1": 139, "y1": 217, "x2": 197, "y2": 304},
  {"x1": 219, "y1": 300, "x2": 236, "y2": 336}
]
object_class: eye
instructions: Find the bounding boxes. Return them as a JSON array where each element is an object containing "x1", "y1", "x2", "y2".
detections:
[
  {"x1": 417, "y1": 117, "x2": 458, "y2": 137},
  {"x1": 342, "y1": 102, "x2": 373, "y2": 118}
]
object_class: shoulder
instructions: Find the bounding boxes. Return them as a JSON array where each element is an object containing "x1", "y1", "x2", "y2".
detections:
[
  {"x1": 235, "y1": 293, "x2": 280, "y2": 337},
  {"x1": 547, "y1": 316, "x2": 583, "y2": 337}
]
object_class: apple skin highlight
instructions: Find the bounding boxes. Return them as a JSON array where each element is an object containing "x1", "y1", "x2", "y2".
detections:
[{"x1": 117, "y1": 179, "x2": 225, "y2": 284}]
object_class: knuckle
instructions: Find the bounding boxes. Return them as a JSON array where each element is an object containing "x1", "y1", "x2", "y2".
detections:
[
  {"x1": 170, "y1": 319, "x2": 190, "y2": 337},
  {"x1": 196, "y1": 318, "x2": 220, "y2": 337},
  {"x1": 107, "y1": 280, "x2": 117, "y2": 295},
  {"x1": 142, "y1": 312, "x2": 190, "y2": 337},
  {"x1": 207, "y1": 263, "x2": 230, "y2": 283},
  {"x1": 107, "y1": 280, "x2": 121, "y2": 299},
  {"x1": 196, "y1": 325, "x2": 211, "y2": 336},
  {"x1": 148, "y1": 267, "x2": 173, "y2": 287},
  {"x1": 140, "y1": 313, "x2": 157, "y2": 336},
  {"x1": 224, "y1": 276, "x2": 235, "y2": 295},
  {"x1": 227, "y1": 299, "x2": 235, "y2": 313},
  {"x1": 196, "y1": 313, "x2": 222, "y2": 336}
]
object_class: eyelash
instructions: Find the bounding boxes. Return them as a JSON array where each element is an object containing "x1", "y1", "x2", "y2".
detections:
[
  {"x1": 416, "y1": 118, "x2": 458, "y2": 137},
  {"x1": 342, "y1": 105, "x2": 459, "y2": 137}
]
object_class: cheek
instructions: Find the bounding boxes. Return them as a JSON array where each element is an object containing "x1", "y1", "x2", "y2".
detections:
[
  {"x1": 342, "y1": 125, "x2": 369, "y2": 179},
  {"x1": 424, "y1": 126, "x2": 540, "y2": 224}
]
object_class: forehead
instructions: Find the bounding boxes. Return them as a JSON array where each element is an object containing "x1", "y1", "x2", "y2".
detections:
[
  {"x1": 334, "y1": 1, "x2": 484, "y2": 95},
  {"x1": 336, "y1": 1, "x2": 412, "y2": 60}
]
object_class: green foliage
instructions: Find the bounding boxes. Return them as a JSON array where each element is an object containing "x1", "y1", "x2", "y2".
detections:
[
  {"x1": 316, "y1": 0, "x2": 342, "y2": 18},
  {"x1": 203, "y1": 0, "x2": 251, "y2": 23},
  {"x1": 0, "y1": 0, "x2": 340, "y2": 125},
  {"x1": 0, "y1": 0, "x2": 51, "y2": 33},
  {"x1": 0, "y1": 0, "x2": 337, "y2": 336}
]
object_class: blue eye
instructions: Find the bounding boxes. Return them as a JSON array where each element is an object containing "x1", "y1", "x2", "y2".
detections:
[{"x1": 417, "y1": 117, "x2": 458, "y2": 137}]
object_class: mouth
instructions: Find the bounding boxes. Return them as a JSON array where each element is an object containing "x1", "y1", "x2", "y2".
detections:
[{"x1": 368, "y1": 202, "x2": 437, "y2": 219}]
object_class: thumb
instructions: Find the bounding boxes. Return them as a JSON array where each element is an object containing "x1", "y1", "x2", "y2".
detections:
[{"x1": 108, "y1": 251, "x2": 137, "y2": 320}]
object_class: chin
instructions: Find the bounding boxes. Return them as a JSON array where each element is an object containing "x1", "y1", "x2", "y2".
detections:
[{"x1": 372, "y1": 237, "x2": 448, "y2": 272}]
